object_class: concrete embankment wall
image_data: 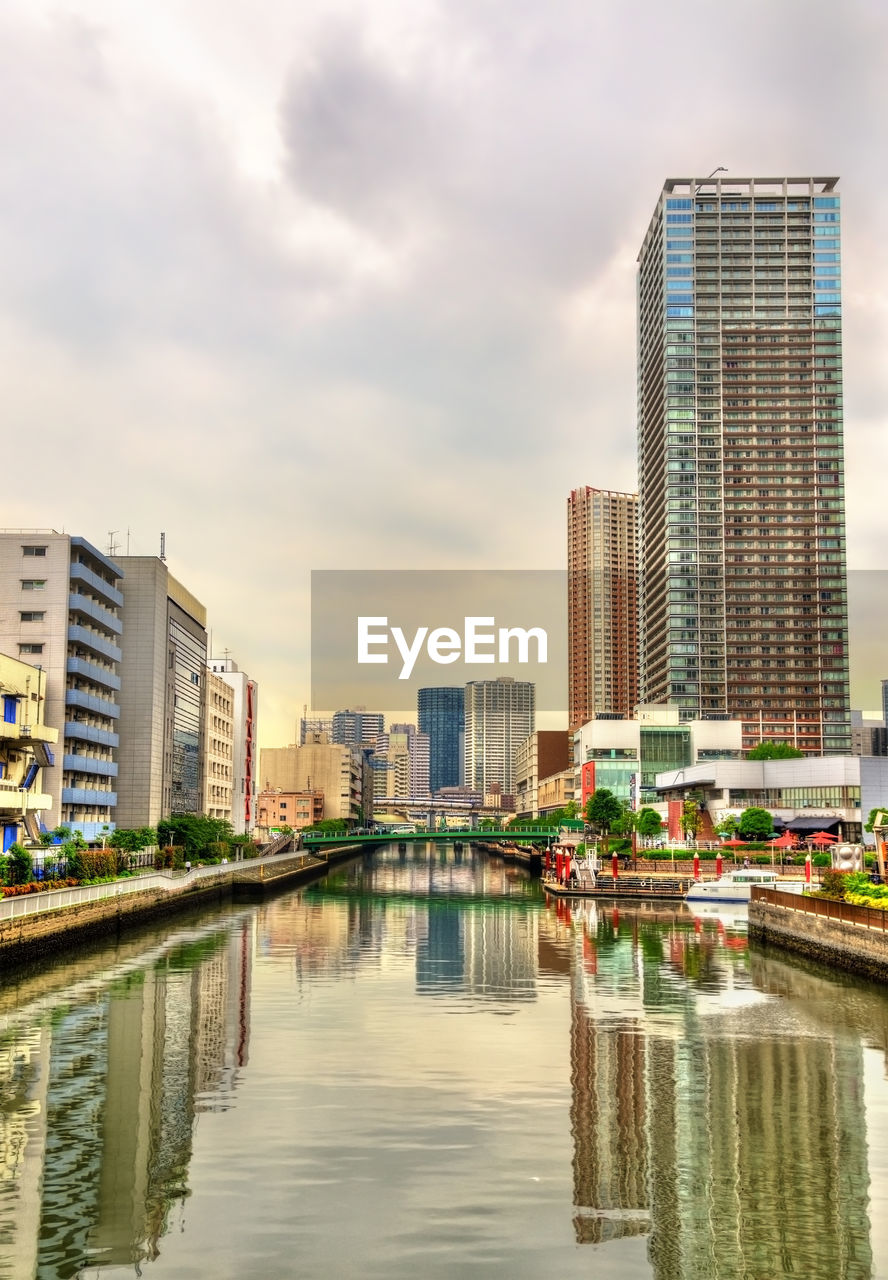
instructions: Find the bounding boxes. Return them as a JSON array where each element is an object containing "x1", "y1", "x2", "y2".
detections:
[
  {"x1": 0, "y1": 846, "x2": 361, "y2": 967},
  {"x1": 749, "y1": 899, "x2": 888, "y2": 982}
]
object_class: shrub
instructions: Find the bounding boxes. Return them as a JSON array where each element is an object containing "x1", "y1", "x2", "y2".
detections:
[
  {"x1": 67, "y1": 849, "x2": 117, "y2": 882},
  {"x1": 154, "y1": 846, "x2": 185, "y2": 870},
  {"x1": 818, "y1": 868, "x2": 852, "y2": 899},
  {"x1": 7, "y1": 844, "x2": 33, "y2": 886}
]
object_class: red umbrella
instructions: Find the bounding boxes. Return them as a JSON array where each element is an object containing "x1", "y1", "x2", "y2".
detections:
[
  {"x1": 721, "y1": 836, "x2": 746, "y2": 848},
  {"x1": 771, "y1": 832, "x2": 797, "y2": 849},
  {"x1": 809, "y1": 831, "x2": 837, "y2": 845}
]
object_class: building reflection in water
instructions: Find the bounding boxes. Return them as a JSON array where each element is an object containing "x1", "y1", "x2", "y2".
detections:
[
  {"x1": 549, "y1": 898, "x2": 874, "y2": 1279},
  {"x1": 313, "y1": 846, "x2": 539, "y2": 1003},
  {"x1": 0, "y1": 916, "x2": 253, "y2": 1277}
]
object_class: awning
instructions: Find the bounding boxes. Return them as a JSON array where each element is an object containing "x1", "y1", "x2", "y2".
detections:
[{"x1": 783, "y1": 817, "x2": 841, "y2": 833}]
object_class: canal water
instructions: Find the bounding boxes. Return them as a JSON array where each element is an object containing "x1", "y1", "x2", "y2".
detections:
[{"x1": 1, "y1": 843, "x2": 886, "y2": 1279}]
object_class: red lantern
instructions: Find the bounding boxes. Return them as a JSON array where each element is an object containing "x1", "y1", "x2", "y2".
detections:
[
  {"x1": 612, "y1": 853, "x2": 619, "y2": 880},
  {"x1": 693, "y1": 853, "x2": 700, "y2": 881}
]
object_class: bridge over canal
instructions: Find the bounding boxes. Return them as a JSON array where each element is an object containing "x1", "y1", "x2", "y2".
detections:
[{"x1": 301, "y1": 830, "x2": 558, "y2": 850}]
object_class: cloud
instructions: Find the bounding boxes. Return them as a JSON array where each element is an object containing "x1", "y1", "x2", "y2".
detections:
[{"x1": 0, "y1": 0, "x2": 886, "y2": 745}]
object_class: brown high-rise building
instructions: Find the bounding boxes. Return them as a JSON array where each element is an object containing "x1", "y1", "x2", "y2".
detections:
[
  {"x1": 637, "y1": 176, "x2": 851, "y2": 753},
  {"x1": 567, "y1": 487, "x2": 638, "y2": 732}
]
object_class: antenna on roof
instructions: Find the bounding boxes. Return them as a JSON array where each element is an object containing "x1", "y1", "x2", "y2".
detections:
[
  {"x1": 107, "y1": 531, "x2": 118, "y2": 556},
  {"x1": 695, "y1": 166, "x2": 727, "y2": 193},
  {"x1": 160, "y1": 531, "x2": 167, "y2": 562}
]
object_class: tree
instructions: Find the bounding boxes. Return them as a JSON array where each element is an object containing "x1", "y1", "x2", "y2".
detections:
[
  {"x1": 110, "y1": 827, "x2": 158, "y2": 853},
  {"x1": 157, "y1": 815, "x2": 234, "y2": 858},
  {"x1": 612, "y1": 801, "x2": 638, "y2": 837},
  {"x1": 563, "y1": 799, "x2": 578, "y2": 819},
  {"x1": 7, "y1": 843, "x2": 33, "y2": 886},
  {"x1": 747, "y1": 741, "x2": 805, "y2": 760},
  {"x1": 680, "y1": 799, "x2": 703, "y2": 841},
  {"x1": 738, "y1": 807, "x2": 774, "y2": 841},
  {"x1": 303, "y1": 819, "x2": 348, "y2": 836},
  {"x1": 584, "y1": 789, "x2": 622, "y2": 834},
  {"x1": 715, "y1": 815, "x2": 739, "y2": 838},
  {"x1": 865, "y1": 808, "x2": 888, "y2": 834},
  {"x1": 636, "y1": 807, "x2": 663, "y2": 839}
]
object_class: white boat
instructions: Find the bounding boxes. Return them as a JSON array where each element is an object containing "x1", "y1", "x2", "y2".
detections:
[{"x1": 685, "y1": 868, "x2": 804, "y2": 903}]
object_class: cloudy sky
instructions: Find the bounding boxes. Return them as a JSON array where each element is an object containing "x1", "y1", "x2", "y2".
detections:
[{"x1": 3, "y1": 0, "x2": 887, "y2": 742}]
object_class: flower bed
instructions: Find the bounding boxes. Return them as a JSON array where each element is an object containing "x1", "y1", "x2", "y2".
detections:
[{"x1": 1, "y1": 879, "x2": 79, "y2": 897}]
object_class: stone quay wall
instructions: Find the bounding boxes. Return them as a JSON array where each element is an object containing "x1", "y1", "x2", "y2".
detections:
[
  {"x1": 749, "y1": 897, "x2": 888, "y2": 982},
  {"x1": 0, "y1": 845, "x2": 361, "y2": 967}
]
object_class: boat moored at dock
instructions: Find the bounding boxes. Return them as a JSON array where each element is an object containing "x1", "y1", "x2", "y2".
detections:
[{"x1": 686, "y1": 868, "x2": 805, "y2": 903}]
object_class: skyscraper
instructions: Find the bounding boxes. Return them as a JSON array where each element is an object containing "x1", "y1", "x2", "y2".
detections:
[
  {"x1": 418, "y1": 687, "x2": 464, "y2": 793},
  {"x1": 463, "y1": 678, "x2": 534, "y2": 795},
  {"x1": 567, "y1": 486, "x2": 638, "y2": 731},
  {"x1": 373, "y1": 724, "x2": 430, "y2": 800},
  {"x1": 637, "y1": 176, "x2": 850, "y2": 754},
  {"x1": 331, "y1": 709, "x2": 384, "y2": 749}
]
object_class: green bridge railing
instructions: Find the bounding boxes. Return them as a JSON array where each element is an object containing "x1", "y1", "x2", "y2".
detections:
[{"x1": 302, "y1": 830, "x2": 557, "y2": 847}]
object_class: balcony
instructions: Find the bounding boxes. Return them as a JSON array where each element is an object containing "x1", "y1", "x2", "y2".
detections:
[
  {"x1": 68, "y1": 592, "x2": 122, "y2": 636},
  {"x1": 65, "y1": 688, "x2": 120, "y2": 720},
  {"x1": 67, "y1": 624, "x2": 122, "y2": 664},
  {"x1": 0, "y1": 720, "x2": 59, "y2": 745},
  {"x1": 64, "y1": 721, "x2": 120, "y2": 749},
  {"x1": 0, "y1": 781, "x2": 52, "y2": 811},
  {"x1": 66, "y1": 656, "x2": 121, "y2": 693},
  {"x1": 63, "y1": 754, "x2": 119, "y2": 779},
  {"x1": 61, "y1": 787, "x2": 117, "y2": 807},
  {"x1": 69, "y1": 561, "x2": 124, "y2": 609}
]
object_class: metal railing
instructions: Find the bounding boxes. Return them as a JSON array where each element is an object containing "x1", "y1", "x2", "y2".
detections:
[
  {"x1": 0, "y1": 850, "x2": 322, "y2": 923},
  {"x1": 754, "y1": 886, "x2": 888, "y2": 933}
]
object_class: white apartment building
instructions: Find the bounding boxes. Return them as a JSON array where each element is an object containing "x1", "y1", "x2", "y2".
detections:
[
  {"x1": 0, "y1": 531, "x2": 123, "y2": 839},
  {"x1": 207, "y1": 657, "x2": 258, "y2": 835}
]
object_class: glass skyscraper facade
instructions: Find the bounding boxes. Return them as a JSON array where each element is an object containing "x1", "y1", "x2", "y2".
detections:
[
  {"x1": 418, "y1": 687, "x2": 464, "y2": 794},
  {"x1": 637, "y1": 176, "x2": 850, "y2": 754}
]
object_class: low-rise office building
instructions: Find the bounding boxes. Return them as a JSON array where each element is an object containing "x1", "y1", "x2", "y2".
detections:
[
  {"x1": 259, "y1": 743, "x2": 365, "y2": 823},
  {"x1": 538, "y1": 769, "x2": 576, "y2": 816},
  {"x1": 256, "y1": 788, "x2": 323, "y2": 834},
  {"x1": 574, "y1": 705, "x2": 743, "y2": 812},
  {"x1": 654, "y1": 755, "x2": 888, "y2": 845},
  {"x1": 515, "y1": 730, "x2": 571, "y2": 819}
]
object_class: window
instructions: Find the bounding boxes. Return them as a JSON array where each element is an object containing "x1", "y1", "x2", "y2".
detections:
[
  {"x1": 19, "y1": 643, "x2": 44, "y2": 655},
  {"x1": 19, "y1": 611, "x2": 45, "y2": 622},
  {"x1": 22, "y1": 545, "x2": 47, "y2": 556},
  {"x1": 3, "y1": 695, "x2": 17, "y2": 724},
  {"x1": 21, "y1": 580, "x2": 46, "y2": 591}
]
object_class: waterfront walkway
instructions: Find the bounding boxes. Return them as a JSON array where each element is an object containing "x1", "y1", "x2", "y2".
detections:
[{"x1": 0, "y1": 847, "x2": 340, "y2": 925}]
